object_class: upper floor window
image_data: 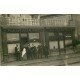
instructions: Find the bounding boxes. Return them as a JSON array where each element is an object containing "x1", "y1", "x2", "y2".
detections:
[
  {"x1": 7, "y1": 14, "x2": 10, "y2": 17},
  {"x1": 59, "y1": 33, "x2": 62, "y2": 36},
  {"x1": 49, "y1": 32, "x2": 54, "y2": 36}
]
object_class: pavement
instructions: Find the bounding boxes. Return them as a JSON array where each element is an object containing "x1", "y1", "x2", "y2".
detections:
[{"x1": 1, "y1": 52, "x2": 80, "y2": 66}]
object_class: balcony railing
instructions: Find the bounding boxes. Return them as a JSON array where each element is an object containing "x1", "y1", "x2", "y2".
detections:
[
  {"x1": 8, "y1": 18, "x2": 40, "y2": 26},
  {"x1": 0, "y1": 16, "x2": 74, "y2": 27},
  {"x1": 0, "y1": 17, "x2": 40, "y2": 26},
  {"x1": 40, "y1": 18, "x2": 70, "y2": 27}
]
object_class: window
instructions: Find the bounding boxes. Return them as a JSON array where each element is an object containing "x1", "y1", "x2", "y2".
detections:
[
  {"x1": 59, "y1": 41, "x2": 64, "y2": 49},
  {"x1": 23, "y1": 19, "x2": 24, "y2": 21},
  {"x1": 21, "y1": 33, "x2": 27, "y2": 37},
  {"x1": 7, "y1": 14, "x2": 10, "y2": 17},
  {"x1": 49, "y1": 41, "x2": 58, "y2": 49},
  {"x1": 7, "y1": 33, "x2": 19, "y2": 41},
  {"x1": 49, "y1": 32, "x2": 54, "y2": 36},
  {"x1": 29, "y1": 33, "x2": 39, "y2": 39},
  {"x1": 1, "y1": 14, "x2": 5, "y2": 17},
  {"x1": 59, "y1": 33, "x2": 62, "y2": 36},
  {"x1": 7, "y1": 43, "x2": 20, "y2": 53}
]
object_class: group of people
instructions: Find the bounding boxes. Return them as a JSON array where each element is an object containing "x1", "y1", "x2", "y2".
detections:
[{"x1": 15, "y1": 43, "x2": 49, "y2": 61}]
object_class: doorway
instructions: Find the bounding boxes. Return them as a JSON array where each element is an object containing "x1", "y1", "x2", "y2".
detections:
[{"x1": 20, "y1": 33, "x2": 29, "y2": 49}]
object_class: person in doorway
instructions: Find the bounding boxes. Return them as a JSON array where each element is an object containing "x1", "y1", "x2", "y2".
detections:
[
  {"x1": 37, "y1": 43, "x2": 43, "y2": 59},
  {"x1": 31, "y1": 44, "x2": 36, "y2": 59},
  {"x1": 43, "y1": 44, "x2": 49, "y2": 58},
  {"x1": 33, "y1": 45, "x2": 37, "y2": 59},
  {"x1": 15, "y1": 44, "x2": 21, "y2": 61},
  {"x1": 26, "y1": 44, "x2": 31, "y2": 60}
]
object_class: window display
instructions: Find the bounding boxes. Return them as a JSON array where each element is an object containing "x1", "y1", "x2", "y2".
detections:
[
  {"x1": 7, "y1": 43, "x2": 20, "y2": 53},
  {"x1": 49, "y1": 41, "x2": 58, "y2": 49}
]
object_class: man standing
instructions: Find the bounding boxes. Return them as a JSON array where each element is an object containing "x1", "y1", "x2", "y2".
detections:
[
  {"x1": 30, "y1": 44, "x2": 37, "y2": 59},
  {"x1": 43, "y1": 44, "x2": 49, "y2": 58},
  {"x1": 15, "y1": 44, "x2": 20, "y2": 61},
  {"x1": 26, "y1": 44, "x2": 31, "y2": 60},
  {"x1": 37, "y1": 43, "x2": 43, "y2": 59}
]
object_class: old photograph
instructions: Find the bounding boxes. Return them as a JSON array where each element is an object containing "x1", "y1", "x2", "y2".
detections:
[{"x1": 0, "y1": 14, "x2": 80, "y2": 66}]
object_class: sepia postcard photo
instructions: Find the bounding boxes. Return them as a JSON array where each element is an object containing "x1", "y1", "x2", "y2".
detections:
[{"x1": 0, "y1": 14, "x2": 80, "y2": 66}]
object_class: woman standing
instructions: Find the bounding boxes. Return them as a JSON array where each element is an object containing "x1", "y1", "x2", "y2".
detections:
[{"x1": 21, "y1": 47, "x2": 27, "y2": 60}]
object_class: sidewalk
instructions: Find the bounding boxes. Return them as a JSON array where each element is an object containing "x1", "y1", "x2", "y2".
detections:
[
  {"x1": 1, "y1": 53, "x2": 80, "y2": 66},
  {"x1": 1, "y1": 57, "x2": 56, "y2": 66},
  {"x1": 1, "y1": 55, "x2": 65, "y2": 66}
]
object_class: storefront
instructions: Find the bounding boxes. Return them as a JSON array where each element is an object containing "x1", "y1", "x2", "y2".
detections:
[{"x1": 1, "y1": 26, "x2": 75, "y2": 62}]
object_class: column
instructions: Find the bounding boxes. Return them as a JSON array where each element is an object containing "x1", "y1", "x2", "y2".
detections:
[
  {"x1": 45, "y1": 31, "x2": 49, "y2": 48},
  {"x1": 2, "y1": 31, "x2": 8, "y2": 62},
  {"x1": 63, "y1": 34, "x2": 66, "y2": 53},
  {"x1": 58, "y1": 37, "x2": 60, "y2": 55}
]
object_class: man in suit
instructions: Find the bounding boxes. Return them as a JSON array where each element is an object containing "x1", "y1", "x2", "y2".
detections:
[
  {"x1": 15, "y1": 44, "x2": 20, "y2": 61},
  {"x1": 43, "y1": 44, "x2": 49, "y2": 58}
]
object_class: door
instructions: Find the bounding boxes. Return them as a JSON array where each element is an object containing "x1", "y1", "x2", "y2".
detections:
[{"x1": 20, "y1": 33, "x2": 29, "y2": 48}]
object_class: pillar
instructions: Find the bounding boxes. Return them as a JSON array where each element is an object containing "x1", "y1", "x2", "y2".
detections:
[
  {"x1": 63, "y1": 34, "x2": 66, "y2": 53},
  {"x1": 2, "y1": 31, "x2": 8, "y2": 63},
  {"x1": 58, "y1": 37, "x2": 61, "y2": 55}
]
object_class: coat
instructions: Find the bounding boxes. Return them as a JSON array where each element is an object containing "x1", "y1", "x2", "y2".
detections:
[{"x1": 22, "y1": 48, "x2": 26, "y2": 57}]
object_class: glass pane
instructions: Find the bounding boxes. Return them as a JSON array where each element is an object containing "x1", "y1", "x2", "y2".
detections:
[
  {"x1": 7, "y1": 43, "x2": 20, "y2": 53},
  {"x1": 49, "y1": 41, "x2": 58, "y2": 49},
  {"x1": 29, "y1": 33, "x2": 39, "y2": 39},
  {"x1": 21, "y1": 33, "x2": 27, "y2": 37},
  {"x1": 59, "y1": 41, "x2": 64, "y2": 49},
  {"x1": 65, "y1": 40, "x2": 72, "y2": 45},
  {"x1": 7, "y1": 33, "x2": 19, "y2": 41}
]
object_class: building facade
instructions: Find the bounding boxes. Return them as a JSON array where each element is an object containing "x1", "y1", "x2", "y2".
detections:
[{"x1": 0, "y1": 14, "x2": 75, "y2": 62}]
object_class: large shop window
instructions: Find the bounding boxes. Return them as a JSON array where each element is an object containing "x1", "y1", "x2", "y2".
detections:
[
  {"x1": 65, "y1": 40, "x2": 72, "y2": 46},
  {"x1": 49, "y1": 41, "x2": 58, "y2": 49},
  {"x1": 7, "y1": 33, "x2": 19, "y2": 42},
  {"x1": 7, "y1": 33, "x2": 20, "y2": 54},
  {"x1": 7, "y1": 43, "x2": 20, "y2": 54}
]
